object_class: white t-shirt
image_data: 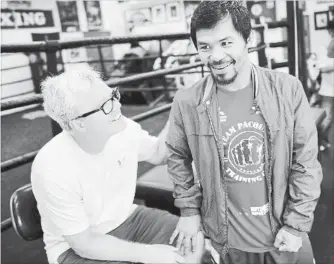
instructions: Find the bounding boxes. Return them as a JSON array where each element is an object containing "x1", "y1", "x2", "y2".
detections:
[{"x1": 31, "y1": 118, "x2": 162, "y2": 264}]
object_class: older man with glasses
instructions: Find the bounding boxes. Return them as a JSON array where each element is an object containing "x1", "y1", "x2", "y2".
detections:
[
  {"x1": 71, "y1": 87, "x2": 121, "y2": 120},
  {"x1": 31, "y1": 65, "x2": 204, "y2": 264}
]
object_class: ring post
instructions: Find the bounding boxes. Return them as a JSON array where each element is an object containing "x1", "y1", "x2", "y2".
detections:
[
  {"x1": 287, "y1": 1, "x2": 297, "y2": 76},
  {"x1": 159, "y1": 39, "x2": 168, "y2": 102}
]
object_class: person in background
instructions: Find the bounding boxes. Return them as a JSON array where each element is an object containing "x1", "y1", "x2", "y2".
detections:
[
  {"x1": 31, "y1": 65, "x2": 204, "y2": 264},
  {"x1": 166, "y1": 1, "x2": 322, "y2": 264},
  {"x1": 306, "y1": 52, "x2": 322, "y2": 107},
  {"x1": 318, "y1": 20, "x2": 334, "y2": 151}
]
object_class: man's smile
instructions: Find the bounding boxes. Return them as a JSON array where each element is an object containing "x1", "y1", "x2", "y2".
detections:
[{"x1": 211, "y1": 61, "x2": 234, "y2": 71}]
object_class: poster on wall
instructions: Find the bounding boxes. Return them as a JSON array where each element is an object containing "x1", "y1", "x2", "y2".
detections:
[
  {"x1": 61, "y1": 32, "x2": 88, "y2": 70},
  {"x1": 125, "y1": 8, "x2": 151, "y2": 33},
  {"x1": 166, "y1": 2, "x2": 181, "y2": 21},
  {"x1": 247, "y1": 1, "x2": 276, "y2": 24},
  {"x1": 314, "y1": 11, "x2": 329, "y2": 30},
  {"x1": 184, "y1": 1, "x2": 199, "y2": 29},
  {"x1": 152, "y1": 4, "x2": 166, "y2": 23},
  {"x1": 57, "y1": 1, "x2": 80, "y2": 32},
  {"x1": 83, "y1": 31, "x2": 113, "y2": 77},
  {"x1": 84, "y1": 1, "x2": 103, "y2": 31}
]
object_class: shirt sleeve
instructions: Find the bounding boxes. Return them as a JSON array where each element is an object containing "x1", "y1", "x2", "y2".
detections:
[
  {"x1": 32, "y1": 171, "x2": 90, "y2": 236},
  {"x1": 137, "y1": 127, "x2": 159, "y2": 162}
]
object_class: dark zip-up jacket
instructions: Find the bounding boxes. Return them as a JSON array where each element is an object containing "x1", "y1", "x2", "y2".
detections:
[{"x1": 166, "y1": 65, "x2": 323, "y2": 256}]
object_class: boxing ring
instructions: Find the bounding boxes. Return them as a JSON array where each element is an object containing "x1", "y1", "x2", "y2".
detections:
[{"x1": 0, "y1": 8, "x2": 327, "y2": 262}]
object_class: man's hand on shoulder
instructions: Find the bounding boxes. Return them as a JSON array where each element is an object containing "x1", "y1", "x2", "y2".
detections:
[
  {"x1": 169, "y1": 214, "x2": 202, "y2": 256},
  {"x1": 138, "y1": 120, "x2": 170, "y2": 165}
]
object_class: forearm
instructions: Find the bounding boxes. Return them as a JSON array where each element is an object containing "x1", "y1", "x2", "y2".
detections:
[
  {"x1": 75, "y1": 233, "x2": 153, "y2": 263},
  {"x1": 283, "y1": 126, "x2": 322, "y2": 234},
  {"x1": 283, "y1": 163, "x2": 322, "y2": 234},
  {"x1": 283, "y1": 80, "x2": 323, "y2": 234},
  {"x1": 167, "y1": 143, "x2": 202, "y2": 216},
  {"x1": 167, "y1": 98, "x2": 202, "y2": 215}
]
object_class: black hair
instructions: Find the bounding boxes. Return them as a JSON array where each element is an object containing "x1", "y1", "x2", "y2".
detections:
[
  {"x1": 307, "y1": 52, "x2": 317, "y2": 59},
  {"x1": 130, "y1": 41, "x2": 141, "y2": 48},
  {"x1": 190, "y1": 0, "x2": 252, "y2": 49},
  {"x1": 327, "y1": 20, "x2": 334, "y2": 31}
]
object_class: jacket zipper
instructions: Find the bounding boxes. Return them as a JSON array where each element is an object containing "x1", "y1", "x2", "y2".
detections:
[
  {"x1": 252, "y1": 66, "x2": 278, "y2": 236},
  {"x1": 205, "y1": 102, "x2": 230, "y2": 256},
  {"x1": 256, "y1": 102, "x2": 278, "y2": 237}
]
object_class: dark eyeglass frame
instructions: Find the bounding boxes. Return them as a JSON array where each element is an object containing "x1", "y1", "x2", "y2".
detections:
[{"x1": 72, "y1": 88, "x2": 120, "y2": 120}]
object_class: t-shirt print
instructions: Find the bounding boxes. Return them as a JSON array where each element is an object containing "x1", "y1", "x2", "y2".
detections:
[{"x1": 223, "y1": 121, "x2": 265, "y2": 185}]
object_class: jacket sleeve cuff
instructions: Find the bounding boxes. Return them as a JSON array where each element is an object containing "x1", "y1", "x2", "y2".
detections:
[
  {"x1": 282, "y1": 225, "x2": 307, "y2": 238},
  {"x1": 180, "y1": 208, "x2": 201, "y2": 217}
]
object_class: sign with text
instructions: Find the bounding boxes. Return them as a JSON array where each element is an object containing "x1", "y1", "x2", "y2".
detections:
[{"x1": 1, "y1": 9, "x2": 54, "y2": 29}]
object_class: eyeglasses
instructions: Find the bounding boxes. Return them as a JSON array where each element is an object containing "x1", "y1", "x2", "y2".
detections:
[{"x1": 72, "y1": 88, "x2": 121, "y2": 120}]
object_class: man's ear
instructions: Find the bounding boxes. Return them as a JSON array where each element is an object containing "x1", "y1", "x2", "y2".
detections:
[{"x1": 70, "y1": 119, "x2": 86, "y2": 132}]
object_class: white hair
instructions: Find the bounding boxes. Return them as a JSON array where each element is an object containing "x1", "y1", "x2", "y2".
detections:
[{"x1": 41, "y1": 64, "x2": 103, "y2": 131}]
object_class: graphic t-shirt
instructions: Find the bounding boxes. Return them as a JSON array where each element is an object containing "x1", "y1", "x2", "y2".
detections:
[{"x1": 217, "y1": 84, "x2": 275, "y2": 252}]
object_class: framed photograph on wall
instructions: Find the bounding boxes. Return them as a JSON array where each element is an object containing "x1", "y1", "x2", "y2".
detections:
[
  {"x1": 314, "y1": 11, "x2": 329, "y2": 30},
  {"x1": 57, "y1": 1, "x2": 80, "y2": 32},
  {"x1": 125, "y1": 8, "x2": 151, "y2": 33},
  {"x1": 84, "y1": 1, "x2": 103, "y2": 31},
  {"x1": 152, "y1": 4, "x2": 166, "y2": 23},
  {"x1": 61, "y1": 32, "x2": 88, "y2": 65},
  {"x1": 184, "y1": 1, "x2": 199, "y2": 29},
  {"x1": 167, "y1": 2, "x2": 181, "y2": 21}
]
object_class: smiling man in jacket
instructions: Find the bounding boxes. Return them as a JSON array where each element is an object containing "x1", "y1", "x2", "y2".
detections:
[{"x1": 166, "y1": 1, "x2": 323, "y2": 264}]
